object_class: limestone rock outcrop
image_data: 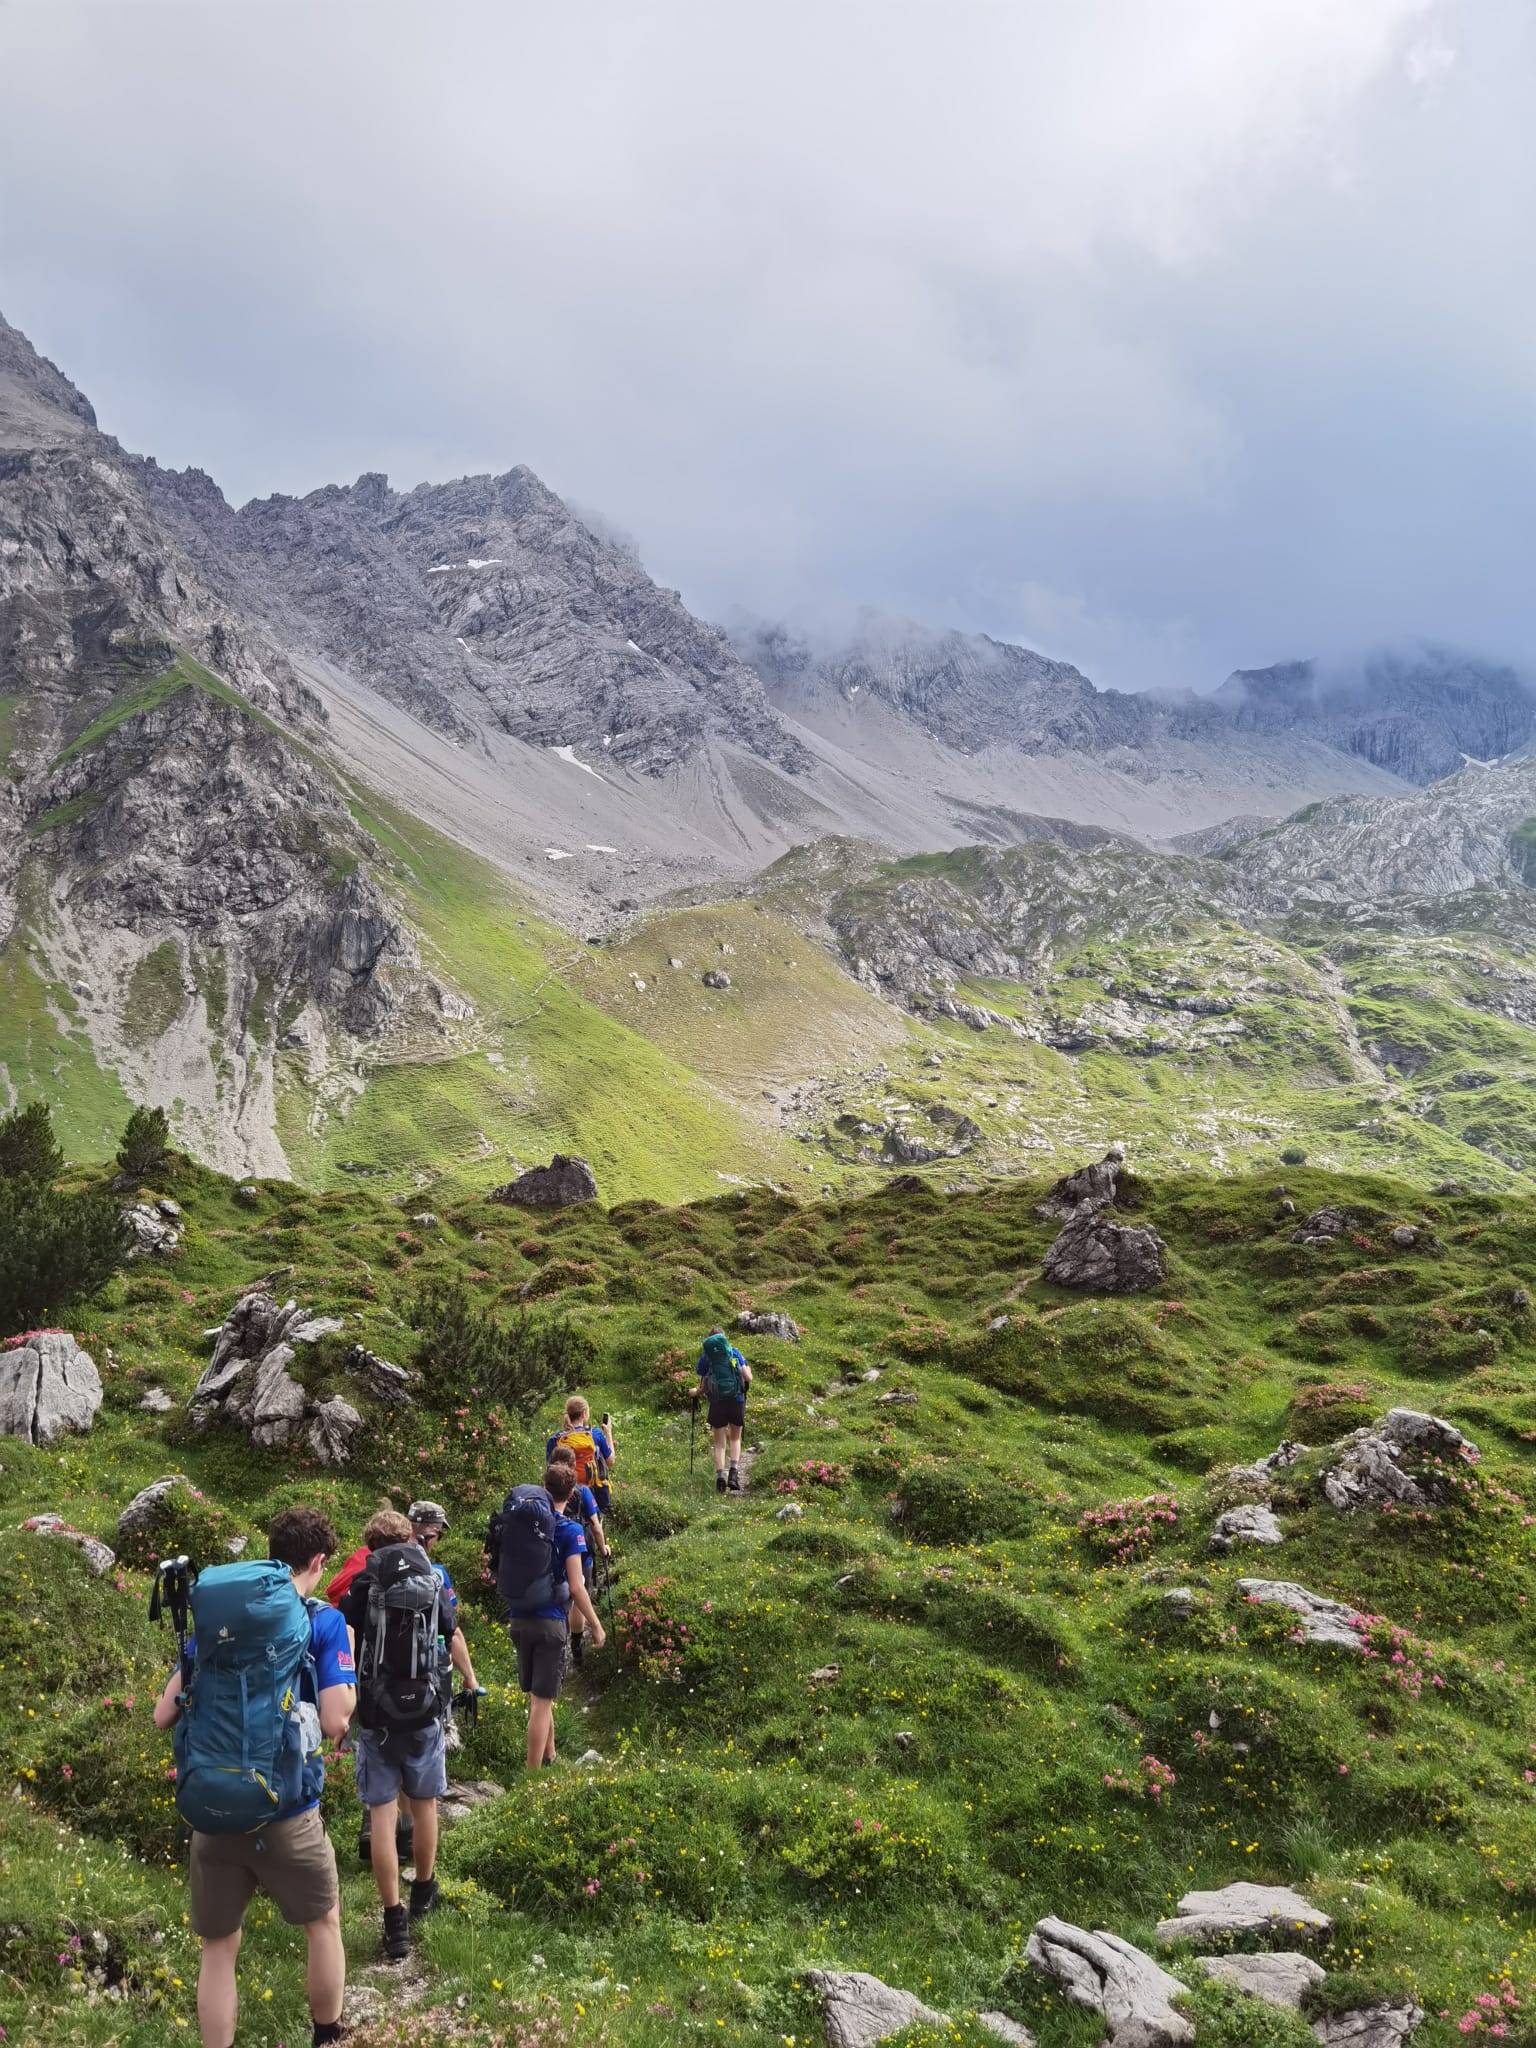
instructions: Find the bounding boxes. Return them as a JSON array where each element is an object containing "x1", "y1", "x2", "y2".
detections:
[
  {"x1": 0, "y1": 1332, "x2": 102, "y2": 1444},
  {"x1": 805, "y1": 1971, "x2": 949, "y2": 2048},
  {"x1": 1043, "y1": 1202, "x2": 1168, "y2": 1293},
  {"x1": 1025, "y1": 1917, "x2": 1193, "y2": 2048},
  {"x1": 1158, "y1": 1881, "x2": 1331, "y2": 1944},
  {"x1": 489, "y1": 1154, "x2": 599, "y2": 1207}
]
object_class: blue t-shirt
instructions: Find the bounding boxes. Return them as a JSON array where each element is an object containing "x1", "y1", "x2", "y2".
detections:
[
  {"x1": 181, "y1": 1603, "x2": 355, "y2": 1820},
  {"x1": 513, "y1": 1515, "x2": 587, "y2": 1622},
  {"x1": 430, "y1": 1558, "x2": 460, "y2": 1618}
]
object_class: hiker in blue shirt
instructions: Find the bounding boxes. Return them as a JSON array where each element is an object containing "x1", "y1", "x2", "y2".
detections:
[
  {"x1": 546, "y1": 1444, "x2": 611, "y2": 1667},
  {"x1": 693, "y1": 1330, "x2": 753, "y2": 1492},
  {"x1": 407, "y1": 1499, "x2": 482, "y2": 1696},
  {"x1": 491, "y1": 1461, "x2": 606, "y2": 1769},
  {"x1": 152, "y1": 1507, "x2": 355, "y2": 2048}
]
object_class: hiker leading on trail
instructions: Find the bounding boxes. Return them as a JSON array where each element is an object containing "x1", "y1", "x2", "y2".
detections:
[
  {"x1": 151, "y1": 1507, "x2": 356, "y2": 2048},
  {"x1": 546, "y1": 1444, "x2": 611, "y2": 1668},
  {"x1": 338, "y1": 1509, "x2": 458, "y2": 1961},
  {"x1": 694, "y1": 1329, "x2": 753, "y2": 1492},
  {"x1": 547, "y1": 1394, "x2": 616, "y2": 1515},
  {"x1": 407, "y1": 1498, "x2": 484, "y2": 1697},
  {"x1": 489, "y1": 1461, "x2": 607, "y2": 1769}
]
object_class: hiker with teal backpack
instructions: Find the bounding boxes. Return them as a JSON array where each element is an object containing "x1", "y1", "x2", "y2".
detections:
[
  {"x1": 693, "y1": 1329, "x2": 753, "y2": 1492},
  {"x1": 151, "y1": 1507, "x2": 356, "y2": 2048}
]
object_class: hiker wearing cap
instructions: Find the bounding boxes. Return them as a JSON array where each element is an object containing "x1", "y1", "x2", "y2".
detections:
[
  {"x1": 151, "y1": 1507, "x2": 355, "y2": 2048},
  {"x1": 337, "y1": 1510, "x2": 458, "y2": 1960},
  {"x1": 488, "y1": 1462, "x2": 606, "y2": 1768},
  {"x1": 407, "y1": 1500, "x2": 483, "y2": 1697},
  {"x1": 693, "y1": 1330, "x2": 753, "y2": 1491}
]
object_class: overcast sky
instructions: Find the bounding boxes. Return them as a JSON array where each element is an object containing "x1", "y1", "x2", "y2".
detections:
[{"x1": 1, "y1": 0, "x2": 1531, "y2": 691}]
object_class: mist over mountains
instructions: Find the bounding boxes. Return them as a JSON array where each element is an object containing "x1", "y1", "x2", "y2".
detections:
[{"x1": 6, "y1": 305, "x2": 1536, "y2": 1193}]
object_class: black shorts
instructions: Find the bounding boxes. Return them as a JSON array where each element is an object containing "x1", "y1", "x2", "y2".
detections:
[
  {"x1": 707, "y1": 1396, "x2": 746, "y2": 1430},
  {"x1": 510, "y1": 1614, "x2": 569, "y2": 1700}
]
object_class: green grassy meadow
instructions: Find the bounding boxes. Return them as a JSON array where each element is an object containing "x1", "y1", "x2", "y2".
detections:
[{"x1": 1, "y1": 1155, "x2": 1535, "y2": 2045}]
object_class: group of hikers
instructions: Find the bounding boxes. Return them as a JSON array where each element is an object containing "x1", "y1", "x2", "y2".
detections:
[{"x1": 149, "y1": 1342, "x2": 752, "y2": 2047}]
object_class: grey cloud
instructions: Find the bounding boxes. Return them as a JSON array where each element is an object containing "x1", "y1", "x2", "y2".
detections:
[{"x1": 0, "y1": 0, "x2": 1530, "y2": 693}]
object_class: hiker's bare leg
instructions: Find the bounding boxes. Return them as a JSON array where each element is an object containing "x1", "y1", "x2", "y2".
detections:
[
  {"x1": 407, "y1": 1795, "x2": 439, "y2": 1883},
  {"x1": 728, "y1": 1425, "x2": 744, "y2": 1467},
  {"x1": 197, "y1": 1928, "x2": 240, "y2": 2048},
  {"x1": 303, "y1": 1903, "x2": 345, "y2": 2028},
  {"x1": 528, "y1": 1694, "x2": 557, "y2": 1768},
  {"x1": 712, "y1": 1425, "x2": 728, "y2": 1474},
  {"x1": 369, "y1": 1795, "x2": 402, "y2": 1908}
]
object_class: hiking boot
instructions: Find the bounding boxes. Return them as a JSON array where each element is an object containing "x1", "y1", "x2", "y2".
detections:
[
  {"x1": 727, "y1": 1464, "x2": 742, "y2": 1492},
  {"x1": 408, "y1": 1875, "x2": 439, "y2": 1921},
  {"x1": 716, "y1": 1472, "x2": 727, "y2": 1492},
  {"x1": 381, "y1": 1904, "x2": 411, "y2": 1961}
]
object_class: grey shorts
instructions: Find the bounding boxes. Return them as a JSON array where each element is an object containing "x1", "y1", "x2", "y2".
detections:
[
  {"x1": 354, "y1": 1722, "x2": 448, "y2": 1807},
  {"x1": 189, "y1": 1805, "x2": 338, "y2": 1938},
  {"x1": 510, "y1": 1614, "x2": 569, "y2": 1700}
]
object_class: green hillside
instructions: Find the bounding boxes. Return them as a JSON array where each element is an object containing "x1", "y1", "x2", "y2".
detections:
[{"x1": 3, "y1": 1155, "x2": 1535, "y2": 2044}]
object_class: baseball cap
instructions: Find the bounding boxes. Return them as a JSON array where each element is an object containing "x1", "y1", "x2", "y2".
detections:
[{"x1": 407, "y1": 1499, "x2": 450, "y2": 1530}]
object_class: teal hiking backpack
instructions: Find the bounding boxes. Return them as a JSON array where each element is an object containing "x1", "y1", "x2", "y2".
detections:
[
  {"x1": 172, "y1": 1562, "x2": 317, "y2": 1834},
  {"x1": 701, "y1": 1332, "x2": 745, "y2": 1401}
]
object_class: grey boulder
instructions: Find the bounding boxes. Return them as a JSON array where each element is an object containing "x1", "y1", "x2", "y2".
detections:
[
  {"x1": 1197, "y1": 1952, "x2": 1326, "y2": 2008},
  {"x1": 1043, "y1": 1202, "x2": 1168, "y2": 1294},
  {"x1": 344, "y1": 1344, "x2": 416, "y2": 1405},
  {"x1": 737, "y1": 1310, "x2": 800, "y2": 1342},
  {"x1": 1025, "y1": 1917, "x2": 1193, "y2": 2047},
  {"x1": 701, "y1": 970, "x2": 731, "y2": 989},
  {"x1": 122, "y1": 1203, "x2": 181, "y2": 1257},
  {"x1": 488, "y1": 1153, "x2": 598, "y2": 1206},
  {"x1": 118, "y1": 1473, "x2": 196, "y2": 1541},
  {"x1": 1037, "y1": 1143, "x2": 1126, "y2": 1220},
  {"x1": 1311, "y1": 2005, "x2": 1423, "y2": 2048},
  {"x1": 1321, "y1": 1410, "x2": 1475, "y2": 1513},
  {"x1": 1158, "y1": 1881, "x2": 1331, "y2": 1944},
  {"x1": 22, "y1": 1513, "x2": 116, "y2": 1575},
  {"x1": 1211, "y1": 1504, "x2": 1283, "y2": 1552},
  {"x1": 805, "y1": 1971, "x2": 949, "y2": 2048},
  {"x1": 307, "y1": 1394, "x2": 362, "y2": 1465},
  {"x1": 139, "y1": 1386, "x2": 176, "y2": 1413},
  {"x1": 0, "y1": 1332, "x2": 103, "y2": 1444},
  {"x1": 1238, "y1": 1579, "x2": 1365, "y2": 1651},
  {"x1": 977, "y1": 2015, "x2": 1036, "y2": 2046}
]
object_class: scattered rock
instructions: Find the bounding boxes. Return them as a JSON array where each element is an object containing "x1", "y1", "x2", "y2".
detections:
[
  {"x1": 118, "y1": 1473, "x2": 196, "y2": 1542},
  {"x1": 22, "y1": 1513, "x2": 115, "y2": 1575},
  {"x1": 234, "y1": 1184, "x2": 260, "y2": 1203},
  {"x1": 1037, "y1": 1144, "x2": 1127, "y2": 1221},
  {"x1": 894, "y1": 1730, "x2": 916, "y2": 1750},
  {"x1": 1225, "y1": 1440, "x2": 1308, "y2": 1493},
  {"x1": 1290, "y1": 1206, "x2": 1356, "y2": 1247},
  {"x1": 0, "y1": 1332, "x2": 103, "y2": 1444},
  {"x1": 1433, "y1": 1178, "x2": 1464, "y2": 1196},
  {"x1": 156, "y1": 1198, "x2": 183, "y2": 1220},
  {"x1": 1321, "y1": 1410, "x2": 1475, "y2": 1513},
  {"x1": 1390, "y1": 1226, "x2": 1417, "y2": 1248},
  {"x1": 1162, "y1": 1588, "x2": 1197, "y2": 1618},
  {"x1": 138, "y1": 1387, "x2": 175, "y2": 1413},
  {"x1": 1196, "y1": 1953, "x2": 1326, "y2": 2009},
  {"x1": 307, "y1": 1394, "x2": 362, "y2": 1466},
  {"x1": 977, "y1": 2015, "x2": 1036, "y2": 2046},
  {"x1": 437, "y1": 1779, "x2": 505, "y2": 1825},
  {"x1": 702, "y1": 970, "x2": 731, "y2": 990},
  {"x1": 1238, "y1": 1579, "x2": 1364, "y2": 1652},
  {"x1": 875, "y1": 1390, "x2": 919, "y2": 1406},
  {"x1": 806, "y1": 1970, "x2": 949, "y2": 2048},
  {"x1": 988, "y1": 1314, "x2": 1010, "y2": 1331},
  {"x1": 775, "y1": 1502, "x2": 804, "y2": 1521},
  {"x1": 344, "y1": 1345, "x2": 417, "y2": 1406},
  {"x1": 1310, "y1": 2004, "x2": 1423, "y2": 2048},
  {"x1": 488, "y1": 1154, "x2": 599, "y2": 1207},
  {"x1": 881, "y1": 1127, "x2": 939, "y2": 1165},
  {"x1": 575, "y1": 1748, "x2": 606, "y2": 1766},
  {"x1": 1211, "y1": 1504, "x2": 1283, "y2": 1552},
  {"x1": 1025, "y1": 1917, "x2": 1193, "y2": 2047},
  {"x1": 409, "y1": 1212, "x2": 439, "y2": 1229},
  {"x1": 1158, "y1": 1880, "x2": 1332, "y2": 1945},
  {"x1": 121, "y1": 1202, "x2": 181, "y2": 1257},
  {"x1": 668, "y1": 956, "x2": 684, "y2": 969},
  {"x1": 737, "y1": 1310, "x2": 800, "y2": 1342},
  {"x1": 1043, "y1": 1202, "x2": 1168, "y2": 1293},
  {"x1": 810, "y1": 1665, "x2": 841, "y2": 1683}
]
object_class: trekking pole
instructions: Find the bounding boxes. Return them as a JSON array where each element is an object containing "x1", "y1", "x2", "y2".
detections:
[{"x1": 689, "y1": 1395, "x2": 698, "y2": 1478}]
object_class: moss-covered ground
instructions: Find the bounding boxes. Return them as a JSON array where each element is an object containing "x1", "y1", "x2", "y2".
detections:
[{"x1": 1, "y1": 1154, "x2": 1534, "y2": 2045}]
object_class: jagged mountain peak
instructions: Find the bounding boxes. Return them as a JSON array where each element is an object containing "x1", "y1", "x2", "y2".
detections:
[
  {"x1": 1215, "y1": 643, "x2": 1536, "y2": 784},
  {"x1": 0, "y1": 311, "x2": 98, "y2": 449}
]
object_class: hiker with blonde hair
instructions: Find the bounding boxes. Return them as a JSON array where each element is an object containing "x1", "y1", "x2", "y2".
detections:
[{"x1": 546, "y1": 1394, "x2": 616, "y2": 1514}]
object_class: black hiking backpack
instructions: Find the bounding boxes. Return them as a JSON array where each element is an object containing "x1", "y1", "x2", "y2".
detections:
[
  {"x1": 488, "y1": 1486, "x2": 568, "y2": 1615},
  {"x1": 355, "y1": 1542, "x2": 453, "y2": 1738}
]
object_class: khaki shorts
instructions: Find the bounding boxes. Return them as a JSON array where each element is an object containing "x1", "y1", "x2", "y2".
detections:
[{"x1": 189, "y1": 1805, "x2": 338, "y2": 1938}]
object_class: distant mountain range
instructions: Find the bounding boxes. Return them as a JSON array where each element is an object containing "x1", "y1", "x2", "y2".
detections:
[{"x1": 4, "y1": 307, "x2": 1536, "y2": 1193}]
